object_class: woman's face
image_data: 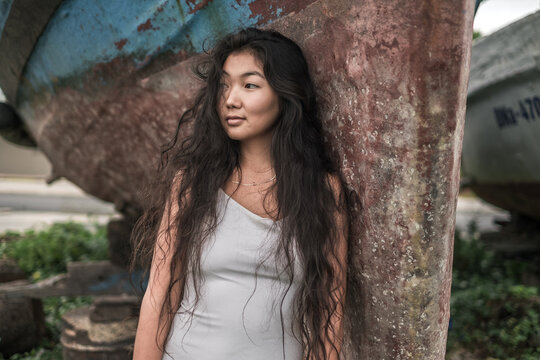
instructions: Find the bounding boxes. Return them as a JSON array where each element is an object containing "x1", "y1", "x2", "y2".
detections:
[{"x1": 217, "y1": 51, "x2": 280, "y2": 144}]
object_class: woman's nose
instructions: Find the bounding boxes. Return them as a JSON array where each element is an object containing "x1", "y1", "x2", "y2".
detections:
[{"x1": 225, "y1": 86, "x2": 241, "y2": 108}]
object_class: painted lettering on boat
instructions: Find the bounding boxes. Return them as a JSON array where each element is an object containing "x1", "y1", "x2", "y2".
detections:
[{"x1": 494, "y1": 95, "x2": 540, "y2": 129}]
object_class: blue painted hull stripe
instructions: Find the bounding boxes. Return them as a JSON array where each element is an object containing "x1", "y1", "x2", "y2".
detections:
[{"x1": 0, "y1": 0, "x2": 14, "y2": 42}]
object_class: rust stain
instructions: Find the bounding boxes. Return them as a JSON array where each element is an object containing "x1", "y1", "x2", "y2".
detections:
[
  {"x1": 91, "y1": 57, "x2": 128, "y2": 79},
  {"x1": 137, "y1": 19, "x2": 157, "y2": 32},
  {"x1": 247, "y1": 0, "x2": 316, "y2": 23},
  {"x1": 33, "y1": 53, "x2": 200, "y2": 217},
  {"x1": 248, "y1": 0, "x2": 273, "y2": 19},
  {"x1": 114, "y1": 38, "x2": 128, "y2": 50},
  {"x1": 186, "y1": 0, "x2": 213, "y2": 14},
  {"x1": 268, "y1": 0, "x2": 474, "y2": 358}
]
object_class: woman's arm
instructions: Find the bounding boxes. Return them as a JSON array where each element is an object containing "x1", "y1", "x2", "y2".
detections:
[
  {"x1": 320, "y1": 175, "x2": 349, "y2": 360},
  {"x1": 133, "y1": 173, "x2": 183, "y2": 360}
]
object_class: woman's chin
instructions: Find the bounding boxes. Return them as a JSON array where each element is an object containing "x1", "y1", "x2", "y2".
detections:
[{"x1": 223, "y1": 130, "x2": 246, "y2": 142}]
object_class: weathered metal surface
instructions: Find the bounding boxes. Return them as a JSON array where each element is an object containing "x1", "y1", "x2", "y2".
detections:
[
  {"x1": 0, "y1": 258, "x2": 45, "y2": 356},
  {"x1": 6, "y1": 0, "x2": 319, "y2": 217},
  {"x1": 0, "y1": 0, "x2": 474, "y2": 358},
  {"x1": 16, "y1": 0, "x2": 316, "y2": 113},
  {"x1": 61, "y1": 304, "x2": 137, "y2": 360},
  {"x1": 0, "y1": 0, "x2": 63, "y2": 104},
  {"x1": 89, "y1": 295, "x2": 140, "y2": 323},
  {"x1": 0, "y1": 294, "x2": 45, "y2": 356},
  {"x1": 0, "y1": 0, "x2": 14, "y2": 41},
  {"x1": 463, "y1": 11, "x2": 540, "y2": 220},
  {"x1": 267, "y1": 1, "x2": 474, "y2": 358}
]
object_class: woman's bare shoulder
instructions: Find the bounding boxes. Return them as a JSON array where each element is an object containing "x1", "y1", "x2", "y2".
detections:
[
  {"x1": 326, "y1": 173, "x2": 345, "y2": 198},
  {"x1": 169, "y1": 169, "x2": 186, "y2": 197}
]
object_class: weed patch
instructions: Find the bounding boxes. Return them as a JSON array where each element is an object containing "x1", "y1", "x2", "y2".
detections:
[
  {"x1": 0, "y1": 221, "x2": 108, "y2": 359},
  {"x1": 448, "y1": 221, "x2": 540, "y2": 359}
]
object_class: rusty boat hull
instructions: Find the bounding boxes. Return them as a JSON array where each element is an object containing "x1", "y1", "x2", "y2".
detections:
[
  {"x1": 463, "y1": 10, "x2": 540, "y2": 221},
  {"x1": 1, "y1": 0, "x2": 323, "y2": 217},
  {"x1": 0, "y1": 1, "x2": 475, "y2": 359}
]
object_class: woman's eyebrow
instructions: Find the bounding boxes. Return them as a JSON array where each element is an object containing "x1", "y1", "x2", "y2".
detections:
[{"x1": 222, "y1": 70, "x2": 265, "y2": 79}]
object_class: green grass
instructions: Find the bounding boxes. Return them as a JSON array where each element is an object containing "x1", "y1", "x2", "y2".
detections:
[
  {"x1": 447, "y1": 221, "x2": 540, "y2": 359},
  {"x1": 0, "y1": 221, "x2": 108, "y2": 281},
  {"x1": 0, "y1": 221, "x2": 109, "y2": 359}
]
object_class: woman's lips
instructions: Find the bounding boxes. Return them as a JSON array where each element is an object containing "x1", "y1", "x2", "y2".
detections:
[{"x1": 226, "y1": 117, "x2": 244, "y2": 126}]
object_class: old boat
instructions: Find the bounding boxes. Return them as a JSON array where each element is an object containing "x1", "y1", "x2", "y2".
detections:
[
  {"x1": 0, "y1": 1, "x2": 474, "y2": 359},
  {"x1": 462, "y1": 10, "x2": 540, "y2": 221}
]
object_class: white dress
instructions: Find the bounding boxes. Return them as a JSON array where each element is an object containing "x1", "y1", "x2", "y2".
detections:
[{"x1": 163, "y1": 188, "x2": 303, "y2": 360}]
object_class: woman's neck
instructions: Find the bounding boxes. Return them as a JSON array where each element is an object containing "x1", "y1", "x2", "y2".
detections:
[{"x1": 238, "y1": 140, "x2": 273, "y2": 173}]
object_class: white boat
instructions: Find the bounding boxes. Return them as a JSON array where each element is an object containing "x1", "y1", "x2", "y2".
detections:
[{"x1": 462, "y1": 10, "x2": 540, "y2": 221}]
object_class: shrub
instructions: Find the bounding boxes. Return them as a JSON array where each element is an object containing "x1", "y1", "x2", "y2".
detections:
[
  {"x1": 0, "y1": 221, "x2": 109, "y2": 359},
  {"x1": 0, "y1": 221, "x2": 108, "y2": 280},
  {"x1": 448, "y1": 220, "x2": 540, "y2": 359}
]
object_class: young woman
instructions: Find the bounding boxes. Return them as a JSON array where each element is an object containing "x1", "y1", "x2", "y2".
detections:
[{"x1": 131, "y1": 27, "x2": 351, "y2": 360}]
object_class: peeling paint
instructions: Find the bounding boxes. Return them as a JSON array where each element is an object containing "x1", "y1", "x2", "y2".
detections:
[
  {"x1": 186, "y1": 0, "x2": 213, "y2": 14},
  {"x1": 137, "y1": 19, "x2": 157, "y2": 32},
  {"x1": 16, "y1": 0, "x2": 318, "y2": 100},
  {"x1": 114, "y1": 38, "x2": 128, "y2": 50}
]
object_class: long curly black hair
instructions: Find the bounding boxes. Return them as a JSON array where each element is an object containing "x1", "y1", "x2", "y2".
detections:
[{"x1": 131, "y1": 27, "x2": 353, "y2": 360}]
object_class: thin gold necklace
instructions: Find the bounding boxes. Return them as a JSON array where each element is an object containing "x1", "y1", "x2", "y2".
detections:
[
  {"x1": 230, "y1": 174, "x2": 276, "y2": 186},
  {"x1": 240, "y1": 166, "x2": 273, "y2": 174}
]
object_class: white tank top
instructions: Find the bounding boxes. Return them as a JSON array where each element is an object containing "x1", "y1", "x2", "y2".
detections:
[{"x1": 163, "y1": 188, "x2": 303, "y2": 360}]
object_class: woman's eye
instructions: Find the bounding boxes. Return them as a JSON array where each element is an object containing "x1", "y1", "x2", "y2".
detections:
[
  {"x1": 245, "y1": 83, "x2": 259, "y2": 89},
  {"x1": 219, "y1": 83, "x2": 229, "y2": 88}
]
